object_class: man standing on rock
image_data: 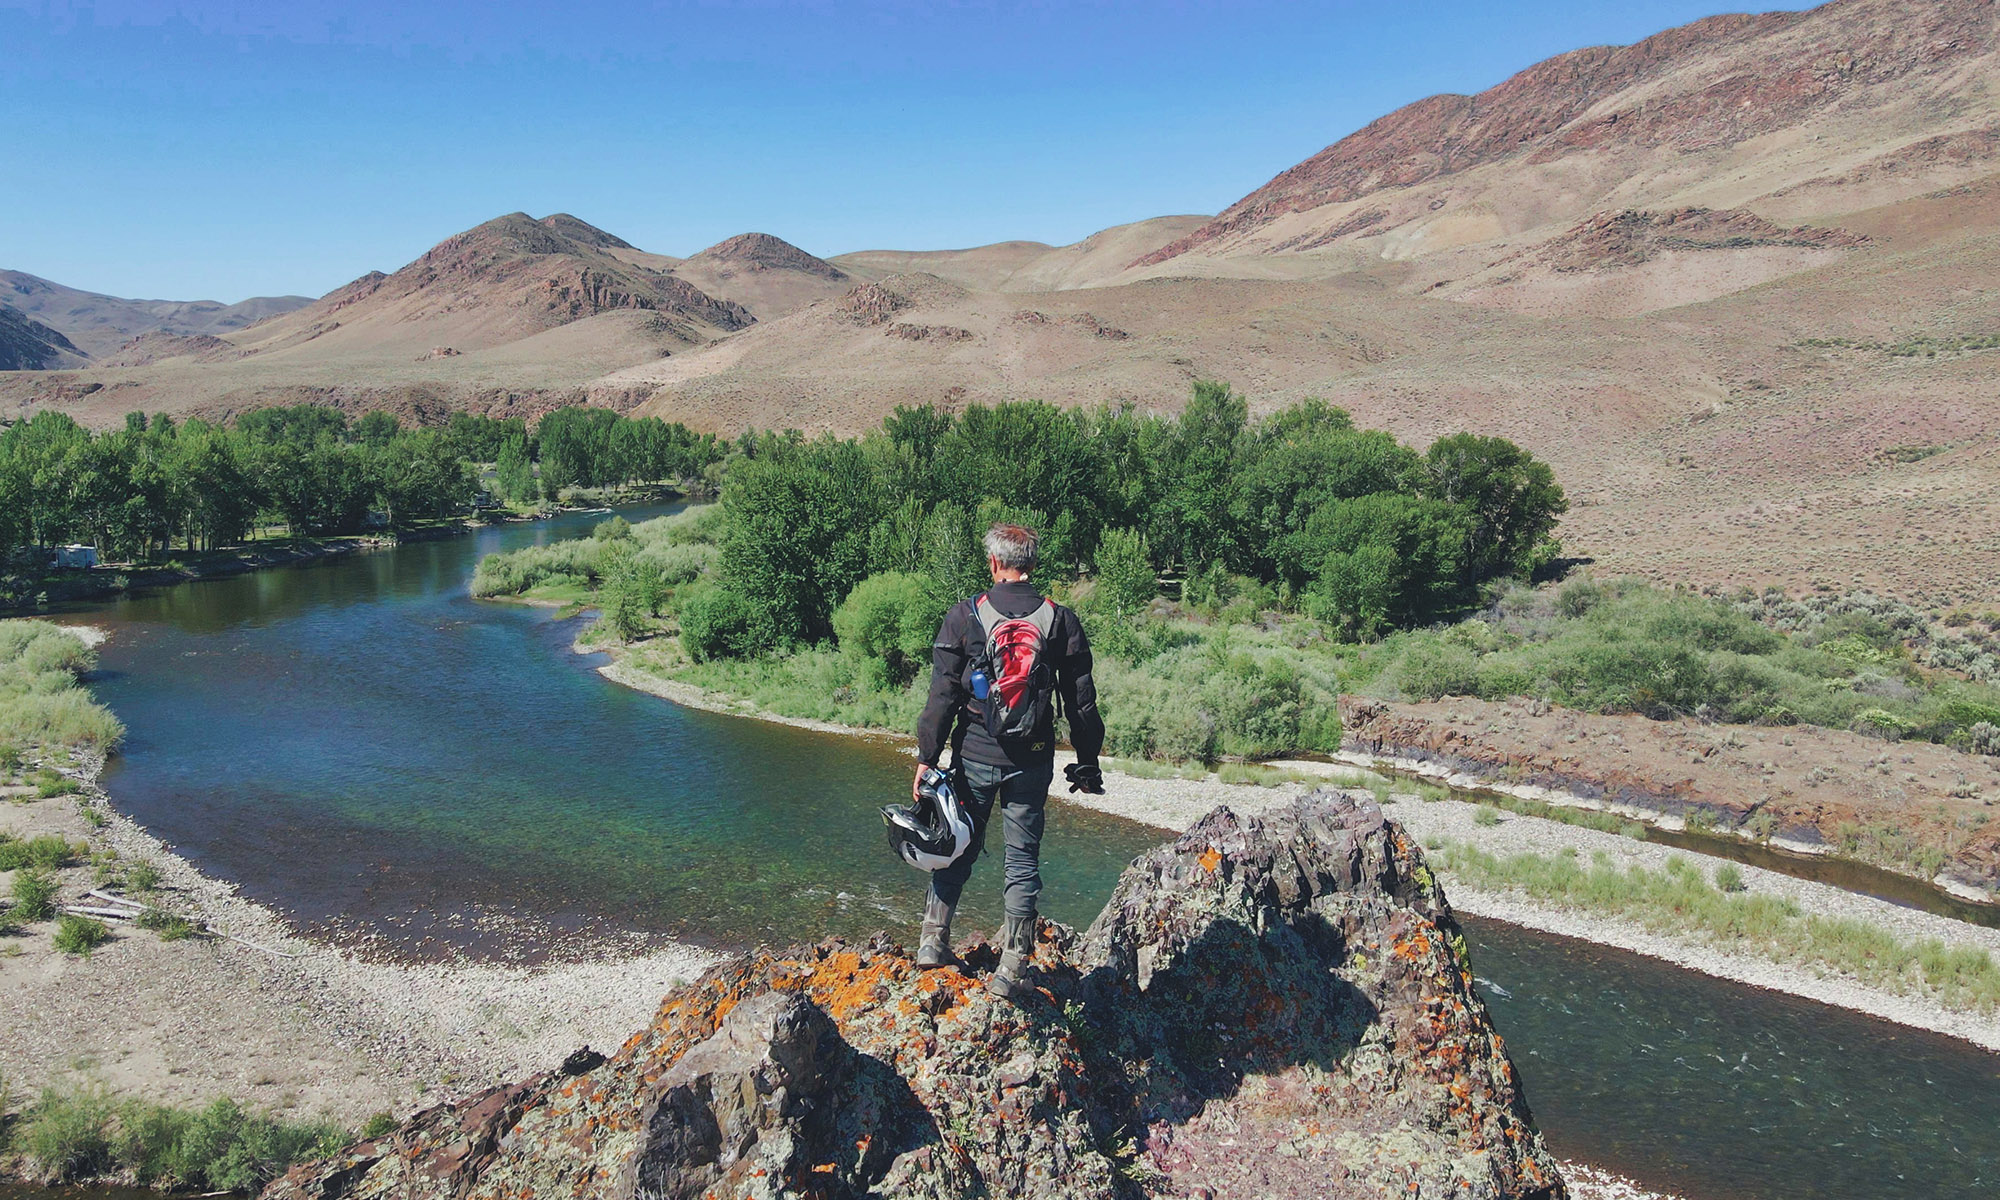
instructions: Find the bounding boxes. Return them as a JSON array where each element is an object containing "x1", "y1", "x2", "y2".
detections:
[{"x1": 912, "y1": 522, "x2": 1106, "y2": 1000}]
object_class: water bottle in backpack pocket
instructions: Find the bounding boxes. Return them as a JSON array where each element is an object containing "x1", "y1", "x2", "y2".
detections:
[{"x1": 971, "y1": 594, "x2": 1058, "y2": 740}]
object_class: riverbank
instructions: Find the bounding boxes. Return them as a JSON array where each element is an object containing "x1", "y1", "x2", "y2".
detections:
[
  {"x1": 3, "y1": 538, "x2": 395, "y2": 614},
  {"x1": 0, "y1": 667, "x2": 721, "y2": 1132},
  {"x1": 1341, "y1": 695, "x2": 2000, "y2": 903},
  {"x1": 1, "y1": 491, "x2": 683, "y2": 618},
  {"x1": 591, "y1": 644, "x2": 2000, "y2": 1053}
]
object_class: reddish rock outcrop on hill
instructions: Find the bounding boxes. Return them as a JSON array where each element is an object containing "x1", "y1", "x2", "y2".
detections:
[
  {"x1": 264, "y1": 795, "x2": 1564, "y2": 1200},
  {"x1": 1138, "y1": 0, "x2": 2000, "y2": 265},
  {"x1": 100, "y1": 331, "x2": 235, "y2": 367},
  {"x1": 1529, "y1": 208, "x2": 1867, "y2": 272}
]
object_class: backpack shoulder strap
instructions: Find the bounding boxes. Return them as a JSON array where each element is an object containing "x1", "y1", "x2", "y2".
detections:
[
  {"x1": 1024, "y1": 598, "x2": 1057, "y2": 638},
  {"x1": 973, "y1": 593, "x2": 1002, "y2": 638}
]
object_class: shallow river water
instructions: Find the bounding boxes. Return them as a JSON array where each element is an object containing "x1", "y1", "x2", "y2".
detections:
[{"x1": 60, "y1": 508, "x2": 2000, "y2": 1199}]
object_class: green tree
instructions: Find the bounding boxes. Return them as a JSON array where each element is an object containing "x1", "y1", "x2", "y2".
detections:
[
  {"x1": 353, "y1": 411, "x2": 401, "y2": 447},
  {"x1": 720, "y1": 437, "x2": 883, "y2": 644},
  {"x1": 494, "y1": 435, "x2": 537, "y2": 502},
  {"x1": 1093, "y1": 527, "x2": 1156, "y2": 618},
  {"x1": 919, "y1": 502, "x2": 989, "y2": 609},
  {"x1": 1152, "y1": 380, "x2": 1247, "y2": 574},
  {"x1": 677, "y1": 580, "x2": 771, "y2": 661},
  {"x1": 1298, "y1": 493, "x2": 1474, "y2": 631},
  {"x1": 1417, "y1": 433, "x2": 1568, "y2": 581}
]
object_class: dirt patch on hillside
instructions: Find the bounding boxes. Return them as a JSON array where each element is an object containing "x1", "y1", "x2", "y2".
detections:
[{"x1": 1340, "y1": 696, "x2": 2000, "y2": 897}]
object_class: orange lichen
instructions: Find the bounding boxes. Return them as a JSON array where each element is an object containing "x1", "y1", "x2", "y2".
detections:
[{"x1": 1198, "y1": 847, "x2": 1223, "y2": 874}]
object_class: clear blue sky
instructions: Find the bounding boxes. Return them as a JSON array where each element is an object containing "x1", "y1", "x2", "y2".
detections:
[{"x1": 1, "y1": 0, "x2": 1809, "y2": 302}]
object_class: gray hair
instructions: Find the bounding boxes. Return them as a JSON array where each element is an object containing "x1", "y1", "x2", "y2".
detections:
[{"x1": 983, "y1": 523, "x2": 1039, "y2": 571}]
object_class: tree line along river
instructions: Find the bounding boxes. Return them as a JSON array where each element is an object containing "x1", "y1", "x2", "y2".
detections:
[{"x1": 51, "y1": 505, "x2": 1999, "y2": 1200}]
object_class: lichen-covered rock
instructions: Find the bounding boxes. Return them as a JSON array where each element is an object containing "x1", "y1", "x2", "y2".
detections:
[{"x1": 264, "y1": 793, "x2": 1564, "y2": 1200}]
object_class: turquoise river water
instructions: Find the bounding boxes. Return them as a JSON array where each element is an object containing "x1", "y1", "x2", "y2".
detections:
[{"x1": 49, "y1": 507, "x2": 1999, "y2": 1199}]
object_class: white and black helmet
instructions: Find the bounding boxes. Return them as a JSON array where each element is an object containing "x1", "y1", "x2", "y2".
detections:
[{"x1": 882, "y1": 767, "x2": 974, "y2": 871}]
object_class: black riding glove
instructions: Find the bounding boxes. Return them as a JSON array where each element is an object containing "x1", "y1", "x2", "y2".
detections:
[{"x1": 1064, "y1": 762, "x2": 1105, "y2": 795}]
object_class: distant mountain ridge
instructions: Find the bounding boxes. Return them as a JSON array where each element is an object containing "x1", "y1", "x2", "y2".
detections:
[
  {"x1": 0, "y1": 269, "x2": 311, "y2": 360},
  {"x1": 0, "y1": 303, "x2": 90, "y2": 370}
]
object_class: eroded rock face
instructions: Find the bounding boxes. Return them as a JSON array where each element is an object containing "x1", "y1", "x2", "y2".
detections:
[{"x1": 265, "y1": 794, "x2": 1564, "y2": 1200}]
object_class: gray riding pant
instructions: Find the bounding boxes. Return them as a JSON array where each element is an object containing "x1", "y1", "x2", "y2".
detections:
[{"x1": 927, "y1": 759, "x2": 1053, "y2": 921}]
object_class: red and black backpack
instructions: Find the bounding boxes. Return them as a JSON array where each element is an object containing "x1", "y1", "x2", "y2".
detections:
[{"x1": 971, "y1": 594, "x2": 1059, "y2": 740}]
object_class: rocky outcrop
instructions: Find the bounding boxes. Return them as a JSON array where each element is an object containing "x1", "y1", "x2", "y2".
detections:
[
  {"x1": 883, "y1": 322, "x2": 975, "y2": 343},
  {"x1": 1530, "y1": 208, "x2": 1866, "y2": 272},
  {"x1": 1011, "y1": 310, "x2": 1132, "y2": 340},
  {"x1": 265, "y1": 795, "x2": 1564, "y2": 1200},
  {"x1": 100, "y1": 331, "x2": 235, "y2": 367}
]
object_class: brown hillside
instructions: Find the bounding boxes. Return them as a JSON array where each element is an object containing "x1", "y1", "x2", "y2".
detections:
[
  {"x1": 667, "y1": 232, "x2": 851, "y2": 320},
  {"x1": 226, "y1": 212, "x2": 751, "y2": 363},
  {"x1": 0, "y1": 303, "x2": 90, "y2": 371},
  {"x1": 1137, "y1": 0, "x2": 1999, "y2": 269},
  {"x1": 1440, "y1": 207, "x2": 1871, "y2": 317},
  {"x1": 833, "y1": 215, "x2": 1209, "y2": 292}
]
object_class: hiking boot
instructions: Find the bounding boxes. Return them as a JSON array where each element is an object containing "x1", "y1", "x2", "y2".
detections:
[
  {"x1": 987, "y1": 914, "x2": 1036, "y2": 1001},
  {"x1": 916, "y1": 893, "x2": 959, "y2": 969}
]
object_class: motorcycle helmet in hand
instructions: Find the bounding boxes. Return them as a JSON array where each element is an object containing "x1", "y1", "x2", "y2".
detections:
[{"x1": 883, "y1": 766, "x2": 974, "y2": 870}]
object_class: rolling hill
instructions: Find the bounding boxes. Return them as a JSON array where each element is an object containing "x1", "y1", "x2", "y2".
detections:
[{"x1": 0, "y1": 269, "x2": 311, "y2": 360}]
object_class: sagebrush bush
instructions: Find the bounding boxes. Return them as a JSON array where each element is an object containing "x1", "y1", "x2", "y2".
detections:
[
  {"x1": 11, "y1": 866, "x2": 59, "y2": 920},
  {"x1": 20, "y1": 1080, "x2": 116, "y2": 1182},
  {"x1": 53, "y1": 914, "x2": 110, "y2": 956}
]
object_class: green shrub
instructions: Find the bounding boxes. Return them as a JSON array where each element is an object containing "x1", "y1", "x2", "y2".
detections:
[
  {"x1": 1715, "y1": 863, "x2": 1747, "y2": 893},
  {"x1": 20, "y1": 1080, "x2": 116, "y2": 1182},
  {"x1": 1472, "y1": 807, "x2": 1501, "y2": 827},
  {"x1": 162, "y1": 1097, "x2": 348, "y2": 1193},
  {"x1": 1851, "y1": 708, "x2": 1918, "y2": 741},
  {"x1": 53, "y1": 914, "x2": 110, "y2": 956},
  {"x1": 831, "y1": 572, "x2": 942, "y2": 686},
  {"x1": 634, "y1": 540, "x2": 717, "y2": 588},
  {"x1": 0, "y1": 833, "x2": 83, "y2": 870},
  {"x1": 11, "y1": 866, "x2": 59, "y2": 920},
  {"x1": 591, "y1": 515, "x2": 633, "y2": 542},
  {"x1": 126, "y1": 860, "x2": 162, "y2": 892},
  {"x1": 469, "y1": 539, "x2": 606, "y2": 597},
  {"x1": 1556, "y1": 577, "x2": 1604, "y2": 618},
  {"x1": 359, "y1": 1112, "x2": 399, "y2": 1141},
  {"x1": 654, "y1": 504, "x2": 726, "y2": 546},
  {"x1": 135, "y1": 906, "x2": 200, "y2": 940},
  {"x1": 677, "y1": 581, "x2": 774, "y2": 661},
  {"x1": 1396, "y1": 640, "x2": 1480, "y2": 701}
]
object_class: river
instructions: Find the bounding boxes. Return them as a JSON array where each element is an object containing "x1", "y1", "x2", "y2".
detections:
[{"x1": 60, "y1": 508, "x2": 2000, "y2": 1199}]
